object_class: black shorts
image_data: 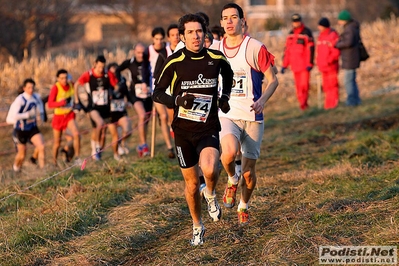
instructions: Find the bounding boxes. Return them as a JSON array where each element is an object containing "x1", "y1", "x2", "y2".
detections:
[
  {"x1": 110, "y1": 111, "x2": 127, "y2": 123},
  {"x1": 134, "y1": 97, "x2": 153, "y2": 113},
  {"x1": 90, "y1": 106, "x2": 111, "y2": 128},
  {"x1": 12, "y1": 126, "x2": 40, "y2": 145},
  {"x1": 174, "y1": 129, "x2": 220, "y2": 168}
]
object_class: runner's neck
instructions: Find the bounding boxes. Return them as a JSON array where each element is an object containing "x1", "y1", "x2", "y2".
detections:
[{"x1": 225, "y1": 34, "x2": 244, "y2": 48}]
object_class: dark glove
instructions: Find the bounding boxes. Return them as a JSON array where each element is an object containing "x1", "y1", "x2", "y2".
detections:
[
  {"x1": 27, "y1": 108, "x2": 36, "y2": 119},
  {"x1": 306, "y1": 66, "x2": 313, "y2": 71},
  {"x1": 218, "y1": 95, "x2": 230, "y2": 114},
  {"x1": 73, "y1": 103, "x2": 83, "y2": 112},
  {"x1": 64, "y1": 97, "x2": 72, "y2": 106},
  {"x1": 175, "y1": 94, "x2": 195, "y2": 109},
  {"x1": 281, "y1": 67, "x2": 286, "y2": 74}
]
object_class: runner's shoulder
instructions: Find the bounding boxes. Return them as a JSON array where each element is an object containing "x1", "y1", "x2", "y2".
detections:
[{"x1": 206, "y1": 48, "x2": 228, "y2": 60}]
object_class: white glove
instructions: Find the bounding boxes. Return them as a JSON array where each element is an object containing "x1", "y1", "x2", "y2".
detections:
[{"x1": 26, "y1": 108, "x2": 36, "y2": 119}]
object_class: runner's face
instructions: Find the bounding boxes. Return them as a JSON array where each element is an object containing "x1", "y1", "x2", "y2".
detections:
[
  {"x1": 134, "y1": 45, "x2": 145, "y2": 62},
  {"x1": 153, "y1": 33, "x2": 164, "y2": 50},
  {"x1": 292, "y1": 21, "x2": 302, "y2": 28},
  {"x1": 168, "y1": 28, "x2": 180, "y2": 47},
  {"x1": 23, "y1": 82, "x2": 34, "y2": 95},
  {"x1": 221, "y1": 8, "x2": 244, "y2": 36},
  {"x1": 94, "y1": 61, "x2": 105, "y2": 75},
  {"x1": 204, "y1": 37, "x2": 212, "y2": 48},
  {"x1": 57, "y1": 73, "x2": 68, "y2": 86},
  {"x1": 181, "y1": 21, "x2": 204, "y2": 53}
]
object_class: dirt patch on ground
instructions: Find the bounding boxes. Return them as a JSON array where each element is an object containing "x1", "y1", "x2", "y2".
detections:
[{"x1": 323, "y1": 112, "x2": 399, "y2": 135}]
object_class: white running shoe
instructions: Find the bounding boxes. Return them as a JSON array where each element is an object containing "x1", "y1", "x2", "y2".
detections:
[
  {"x1": 13, "y1": 164, "x2": 20, "y2": 172},
  {"x1": 190, "y1": 224, "x2": 205, "y2": 246},
  {"x1": 114, "y1": 154, "x2": 121, "y2": 161},
  {"x1": 117, "y1": 146, "x2": 125, "y2": 155},
  {"x1": 204, "y1": 193, "x2": 222, "y2": 222},
  {"x1": 74, "y1": 157, "x2": 83, "y2": 166}
]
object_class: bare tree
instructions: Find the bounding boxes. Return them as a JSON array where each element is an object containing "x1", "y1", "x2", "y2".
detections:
[{"x1": 0, "y1": 0, "x2": 73, "y2": 59}]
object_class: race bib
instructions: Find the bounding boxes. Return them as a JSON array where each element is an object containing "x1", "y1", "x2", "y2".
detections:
[
  {"x1": 92, "y1": 89, "x2": 108, "y2": 106},
  {"x1": 177, "y1": 93, "x2": 212, "y2": 123},
  {"x1": 110, "y1": 99, "x2": 125, "y2": 112},
  {"x1": 231, "y1": 69, "x2": 247, "y2": 97},
  {"x1": 135, "y1": 83, "x2": 151, "y2": 99}
]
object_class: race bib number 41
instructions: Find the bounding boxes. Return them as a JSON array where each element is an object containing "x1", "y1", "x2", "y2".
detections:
[{"x1": 177, "y1": 93, "x2": 212, "y2": 123}]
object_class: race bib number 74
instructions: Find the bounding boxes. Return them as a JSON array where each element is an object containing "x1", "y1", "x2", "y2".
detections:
[{"x1": 177, "y1": 93, "x2": 212, "y2": 123}]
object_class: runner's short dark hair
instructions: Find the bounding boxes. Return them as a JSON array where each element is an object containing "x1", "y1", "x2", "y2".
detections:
[
  {"x1": 107, "y1": 62, "x2": 118, "y2": 70},
  {"x1": 95, "y1": 55, "x2": 106, "y2": 63},
  {"x1": 167, "y1": 24, "x2": 179, "y2": 37},
  {"x1": 152, "y1": 27, "x2": 165, "y2": 38},
  {"x1": 56, "y1": 69, "x2": 68, "y2": 77},
  {"x1": 221, "y1": 3, "x2": 244, "y2": 19},
  {"x1": 195, "y1": 12, "x2": 210, "y2": 27},
  {"x1": 23, "y1": 78, "x2": 35, "y2": 87},
  {"x1": 178, "y1": 14, "x2": 207, "y2": 36}
]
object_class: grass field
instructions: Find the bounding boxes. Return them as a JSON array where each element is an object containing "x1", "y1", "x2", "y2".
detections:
[
  {"x1": 0, "y1": 17, "x2": 399, "y2": 266},
  {"x1": 1, "y1": 90, "x2": 399, "y2": 265}
]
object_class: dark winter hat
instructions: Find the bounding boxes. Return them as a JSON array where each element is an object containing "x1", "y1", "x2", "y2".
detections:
[
  {"x1": 338, "y1": 10, "x2": 351, "y2": 21},
  {"x1": 291, "y1": 13, "x2": 302, "y2": 22},
  {"x1": 318, "y1": 17, "x2": 330, "y2": 28}
]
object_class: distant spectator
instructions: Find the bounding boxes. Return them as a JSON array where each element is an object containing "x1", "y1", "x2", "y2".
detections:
[
  {"x1": 335, "y1": 10, "x2": 362, "y2": 106},
  {"x1": 316, "y1": 17, "x2": 340, "y2": 109},
  {"x1": 210, "y1": 25, "x2": 224, "y2": 41},
  {"x1": 281, "y1": 13, "x2": 315, "y2": 111}
]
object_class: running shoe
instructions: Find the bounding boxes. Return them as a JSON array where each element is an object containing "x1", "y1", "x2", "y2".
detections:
[
  {"x1": 237, "y1": 208, "x2": 249, "y2": 225},
  {"x1": 30, "y1": 156, "x2": 37, "y2": 165},
  {"x1": 136, "y1": 145, "x2": 143, "y2": 157},
  {"x1": 114, "y1": 154, "x2": 121, "y2": 161},
  {"x1": 13, "y1": 164, "x2": 20, "y2": 172},
  {"x1": 190, "y1": 224, "x2": 206, "y2": 246},
  {"x1": 122, "y1": 146, "x2": 129, "y2": 155},
  {"x1": 137, "y1": 144, "x2": 149, "y2": 157},
  {"x1": 204, "y1": 193, "x2": 222, "y2": 222},
  {"x1": 74, "y1": 157, "x2": 83, "y2": 166},
  {"x1": 93, "y1": 148, "x2": 101, "y2": 161},
  {"x1": 142, "y1": 144, "x2": 150, "y2": 156},
  {"x1": 223, "y1": 180, "x2": 238, "y2": 208},
  {"x1": 117, "y1": 146, "x2": 125, "y2": 155},
  {"x1": 168, "y1": 148, "x2": 176, "y2": 159}
]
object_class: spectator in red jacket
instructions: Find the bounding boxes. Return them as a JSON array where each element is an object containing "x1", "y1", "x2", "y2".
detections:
[
  {"x1": 316, "y1": 17, "x2": 340, "y2": 109},
  {"x1": 281, "y1": 13, "x2": 314, "y2": 110}
]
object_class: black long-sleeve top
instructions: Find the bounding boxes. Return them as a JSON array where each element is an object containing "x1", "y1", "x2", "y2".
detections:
[{"x1": 152, "y1": 47, "x2": 233, "y2": 133}]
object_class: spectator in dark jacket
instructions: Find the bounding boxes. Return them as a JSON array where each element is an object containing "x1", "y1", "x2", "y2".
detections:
[
  {"x1": 281, "y1": 13, "x2": 315, "y2": 111},
  {"x1": 335, "y1": 10, "x2": 361, "y2": 106}
]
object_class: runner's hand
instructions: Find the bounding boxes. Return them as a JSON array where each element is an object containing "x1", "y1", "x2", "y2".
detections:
[
  {"x1": 64, "y1": 97, "x2": 72, "y2": 106},
  {"x1": 175, "y1": 94, "x2": 195, "y2": 109},
  {"x1": 218, "y1": 95, "x2": 230, "y2": 113},
  {"x1": 27, "y1": 108, "x2": 36, "y2": 119}
]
